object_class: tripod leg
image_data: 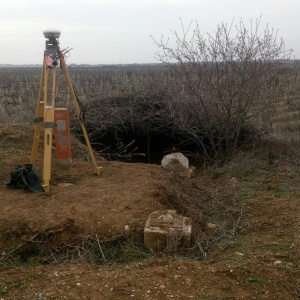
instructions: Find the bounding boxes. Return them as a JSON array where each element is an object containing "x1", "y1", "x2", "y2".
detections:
[
  {"x1": 59, "y1": 55, "x2": 102, "y2": 175},
  {"x1": 42, "y1": 67, "x2": 56, "y2": 192},
  {"x1": 31, "y1": 62, "x2": 45, "y2": 165}
]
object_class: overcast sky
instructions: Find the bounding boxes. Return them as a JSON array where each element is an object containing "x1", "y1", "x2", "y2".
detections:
[{"x1": 1, "y1": 0, "x2": 299, "y2": 65}]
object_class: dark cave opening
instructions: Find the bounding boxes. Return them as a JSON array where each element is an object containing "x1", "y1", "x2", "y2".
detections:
[{"x1": 78, "y1": 127, "x2": 199, "y2": 165}]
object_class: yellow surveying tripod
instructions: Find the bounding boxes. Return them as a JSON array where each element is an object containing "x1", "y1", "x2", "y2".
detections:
[{"x1": 30, "y1": 29, "x2": 102, "y2": 192}]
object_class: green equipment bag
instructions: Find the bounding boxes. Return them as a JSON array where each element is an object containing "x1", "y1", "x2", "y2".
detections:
[{"x1": 7, "y1": 163, "x2": 44, "y2": 192}]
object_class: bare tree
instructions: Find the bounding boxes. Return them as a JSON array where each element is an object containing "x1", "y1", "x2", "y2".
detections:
[{"x1": 152, "y1": 18, "x2": 293, "y2": 165}]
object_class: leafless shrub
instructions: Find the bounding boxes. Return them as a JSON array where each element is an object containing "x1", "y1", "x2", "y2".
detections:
[
  {"x1": 152, "y1": 17, "x2": 293, "y2": 165},
  {"x1": 73, "y1": 87, "x2": 182, "y2": 161}
]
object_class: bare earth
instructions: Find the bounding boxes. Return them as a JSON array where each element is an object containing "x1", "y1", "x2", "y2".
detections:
[{"x1": 0, "y1": 125, "x2": 299, "y2": 300}]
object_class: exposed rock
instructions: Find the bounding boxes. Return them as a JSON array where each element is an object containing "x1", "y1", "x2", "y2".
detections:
[
  {"x1": 161, "y1": 152, "x2": 194, "y2": 177},
  {"x1": 161, "y1": 152, "x2": 189, "y2": 169},
  {"x1": 234, "y1": 251, "x2": 245, "y2": 256},
  {"x1": 207, "y1": 222, "x2": 220, "y2": 234},
  {"x1": 58, "y1": 183, "x2": 74, "y2": 187},
  {"x1": 207, "y1": 222, "x2": 219, "y2": 230},
  {"x1": 144, "y1": 210, "x2": 192, "y2": 252}
]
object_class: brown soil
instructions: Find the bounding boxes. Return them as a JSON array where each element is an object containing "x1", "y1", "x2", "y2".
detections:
[{"x1": 0, "y1": 125, "x2": 299, "y2": 300}]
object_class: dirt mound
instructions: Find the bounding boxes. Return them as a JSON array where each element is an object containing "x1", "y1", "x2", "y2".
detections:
[{"x1": 1, "y1": 160, "x2": 165, "y2": 239}]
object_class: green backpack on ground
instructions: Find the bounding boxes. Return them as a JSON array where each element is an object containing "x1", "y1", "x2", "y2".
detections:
[{"x1": 7, "y1": 163, "x2": 44, "y2": 192}]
